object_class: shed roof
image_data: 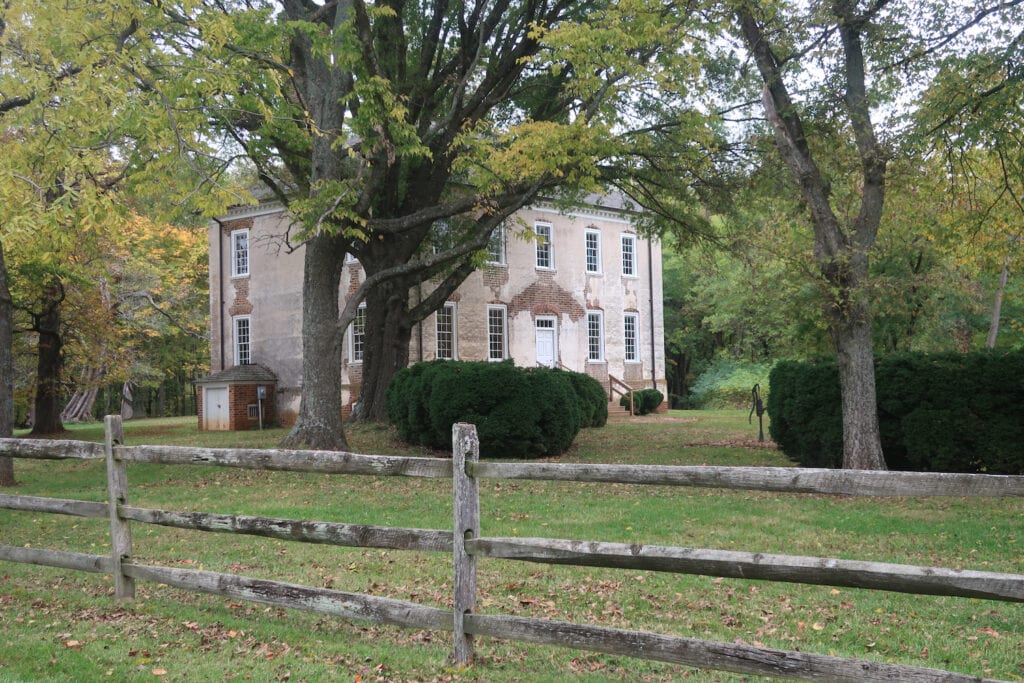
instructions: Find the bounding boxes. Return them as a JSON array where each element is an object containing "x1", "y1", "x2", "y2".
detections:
[{"x1": 196, "y1": 363, "x2": 278, "y2": 385}]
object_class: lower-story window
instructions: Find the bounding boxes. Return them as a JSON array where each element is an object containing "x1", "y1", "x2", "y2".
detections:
[
  {"x1": 587, "y1": 311, "x2": 604, "y2": 361},
  {"x1": 350, "y1": 304, "x2": 366, "y2": 363},
  {"x1": 436, "y1": 302, "x2": 456, "y2": 360},
  {"x1": 233, "y1": 316, "x2": 251, "y2": 365},
  {"x1": 624, "y1": 312, "x2": 638, "y2": 363},
  {"x1": 487, "y1": 305, "x2": 507, "y2": 360}
]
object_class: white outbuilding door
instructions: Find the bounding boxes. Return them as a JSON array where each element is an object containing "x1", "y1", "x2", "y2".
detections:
[
  {"x1": 204, "y1": 385, "x2": 229, "y2": 431},
  {"x1": 535, "y1": 317, "x2": 556, "y2": 368}
]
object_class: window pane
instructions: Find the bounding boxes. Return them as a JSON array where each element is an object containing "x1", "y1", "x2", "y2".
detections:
[
  {"x1": 232, "y1": 230, "x2": 249, "y2": 277},
  {"x1": 624, "y1": 313, "x2": 638, "y2": 362},
  {"x1": 487, "y1": 225, "x2": 505, "y2": 264},
  {"x1": 352, "y1": 306, "x2": 366, "y2": 362},
  {"x1": 436, "y1": 303, "x2": 455, "y2": 359},
  {"x1": 587, "y1": 312, "x2": 603, "y2": 361},
  {"x1": 535, "y1": 224, "x2": 552, "y2": 269},
  {"x1": 585, "y1": 231, "x2": 600, "y2": 273},
  {"x1": 234, "y1": 317, "x2": 251, "y2": 365},
  {"x1": 621, "y1": 234, "x2": 636, "y2": 276},
  {"x1": 488, "y1": 307, "x2": 506, "y2": 360}
]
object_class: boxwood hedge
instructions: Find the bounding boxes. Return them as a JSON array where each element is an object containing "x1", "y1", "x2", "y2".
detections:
[
  {"x1": 385, "y1": 361, "x2": 606, "y2": 458},
  {"x1": 767, "y1": 351, "x2": 1024, "y2": 473}
]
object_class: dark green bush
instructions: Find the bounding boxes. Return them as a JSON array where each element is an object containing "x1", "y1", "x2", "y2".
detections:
[
  {"x1": 768, "y1": 351, "x2": 1024, "y2": 473},
  {"x1": 619, "y1": 388, "x2": 664, "y2": 415},
  {"x1": 565, "y1": 371, "x2": 608, "y2": 427},
  {"x1": 385, "y1": 361, "x2": 592, "y2": 458}
]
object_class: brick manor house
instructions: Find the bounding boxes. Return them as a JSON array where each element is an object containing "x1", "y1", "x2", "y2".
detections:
[{"x1": 197, "y1": 193, "x2": 666, "y2": 430}]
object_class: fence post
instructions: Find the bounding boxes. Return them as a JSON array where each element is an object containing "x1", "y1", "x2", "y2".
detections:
[
  {"x1": 452, "y1": 422, "x2": 480, "y2": 665},
  {"x1": 104, "y1": 415, "x2": 135, "y2": 599}
]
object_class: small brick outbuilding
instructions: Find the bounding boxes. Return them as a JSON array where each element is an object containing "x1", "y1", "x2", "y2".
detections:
[{"x1": 195, "y1": 364, "x2": 278, "y2": 431}]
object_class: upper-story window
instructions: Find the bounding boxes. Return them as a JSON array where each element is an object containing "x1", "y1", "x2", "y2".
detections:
[
  {"x1": 349, "y1": 304, "x2": 366, "y2": 363},
  {"x1": 231, "y1": 229, "x2": 250, "y2": 277},
  {"x1": 486, "y1": 224, "x2": 506, "y2": 265},
  {"x1": 535, "y1": 222, "x2": 553, "y2": 270},
  {"x1": 585, "y1": 228, "x2": 601, "y2": 274},
  {"x1": 436, "y1": 302, "x2": 457, "y2": 360},
  {"x1": 586, "y1": 311, "x2": 605, "y2": 362},
  {"x1": 233, "y1": 315, "x2": 252, "y2": 365},
  {"x1": 624, "y1": 312, "x2": 639, "y2": 362},
  {"x1": 621, "y1": 233, "x2": 637, "y2": 277}
]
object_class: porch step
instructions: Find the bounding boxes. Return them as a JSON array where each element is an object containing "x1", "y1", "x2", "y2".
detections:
[{"x1": 606, "y1": 400, "x2": 633, "y2": 422}]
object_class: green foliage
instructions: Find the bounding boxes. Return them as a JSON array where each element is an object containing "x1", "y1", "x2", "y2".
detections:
[
  {"x1": 385, "y1": 361, "x2": 587, "y2": 458},
  {"x1": 769, "y1": 352, "x2": 1024, "y2": 473},
  {"x1": 564, "y1": 371, "x2": 609, "y2": 428},
  {"x1": 766, "y1": 360, "x2": 844, "y2": 469},
  {"x1": 619, "y1": 388, "x2": 664, "y2": 415},
  {"x1": 689, "y1": 359, "x2": 774, "y2": 409}
]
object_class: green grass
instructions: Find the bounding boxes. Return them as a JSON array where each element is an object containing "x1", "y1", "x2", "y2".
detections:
[{"x1": 2, "y1": 412, "x2": 1022, "y2": 682}]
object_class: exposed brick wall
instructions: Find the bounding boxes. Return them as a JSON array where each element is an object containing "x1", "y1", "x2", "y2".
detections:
[
  {"x1": 228, "y1": 384, "x2": 276, "y2": 430},
  {"x1": 221, "y1": 217, "x2": 254, "y2": 235},
  {"x1": 228, "y1": 277, "x2": 253, "y2": 317},
  {"x1": 508, "y1": 273, "x2": 585, "y2": 322},
  {"x1": 196, "y1": 389, "x2": 205, "y2": 430}
]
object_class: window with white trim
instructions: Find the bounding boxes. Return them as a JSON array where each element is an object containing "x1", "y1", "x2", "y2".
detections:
[
  {"x1": 486, "y1": 224, "x2": 506, "y2": 265},
  {"x1": 233, "y1": 316, "x2": 252, "y2": 365},
  {"x1": 586, "y1": 311, "x2": 604, "y2": 361},
  {"x1": 624, "y1": 312, "x2": 639, "y2": 362},
  {"x1": 621, "y1": 233, "x2": 637, "y2": 277},
  {"x1": 231, "y1": 229, "x2": 250, "y2": 277},
  {"x1": 487, "y1": 305, "x2": 508, "y2": 361},
  {"x1": 436, "y1": 302, "x2": 457, "y2": 360},
  {"x1": 349, "y1": 304, "x2": 366, "y2": 363},
  {"x1": 535, "y1": 222, "x2": 553, "y2": 270},
  {"x1": 585, "y1": 228, "x2": 601, "y2": 273}
]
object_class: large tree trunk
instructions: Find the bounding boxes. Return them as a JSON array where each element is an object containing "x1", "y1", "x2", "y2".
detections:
[
  {"x1": 831, "y1": 310, "x2": 885, "y2": 470},
  {"x1": 358, "y1": 282, "x2": 414, "y2": 421},
  {"x1": 737, "y1": 3, "x2": 887, "y2": 470},
  {"x1": 0, "y1": 241, "x2": 15, "y2": 485},
  {"x1": 281, "y1": 233, "x2": 350, "y2": 451},
  {"x1": 30, "y1": 285, "x2": 65, "y2": 436}
]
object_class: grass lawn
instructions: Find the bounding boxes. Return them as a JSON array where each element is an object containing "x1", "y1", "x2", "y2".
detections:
[{"x1": 1, "y1": 411, "x2": 1021, "y2": 682}]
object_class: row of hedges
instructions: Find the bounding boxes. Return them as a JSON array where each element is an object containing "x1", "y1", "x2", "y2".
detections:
[
  {"x1": 385, "y1": 361, "x2": 607, "y2": 458},
  {"x1": 619, "y1": 388, "x2": 664, "y2": 415},
  {"x1": 767, "y1": 351, "x2": 1024, "y2": 473}
]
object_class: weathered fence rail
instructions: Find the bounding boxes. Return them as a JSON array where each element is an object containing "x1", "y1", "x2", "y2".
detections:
[{"x1": 1, "y1": 416, "x2": 1021, "y2": 683}]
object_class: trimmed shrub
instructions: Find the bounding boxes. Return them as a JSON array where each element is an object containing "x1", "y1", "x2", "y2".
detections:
[
  {"x1": 565, "y1": 371, "x2": 608, "y2": 428},
  {"x1": 619, "y1": 388, "x2": 664, "y2": 415},
  {"x1": 768, "y1": 351, "x2": 1024, "y2": 474},
  {"x1": 385, "y1": 361, "x2": 592, "y2": 458}
]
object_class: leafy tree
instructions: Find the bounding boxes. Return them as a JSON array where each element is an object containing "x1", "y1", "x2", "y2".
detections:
[
  {"x1": 156, "y1": 0, "x2": 715, "y2": 448},
  {"x1": 0, "y1": 0, "x2": 236, "y2": 455},
  {"x1": 725, "y1": 0, "x2": 1022, "y2": 469}
]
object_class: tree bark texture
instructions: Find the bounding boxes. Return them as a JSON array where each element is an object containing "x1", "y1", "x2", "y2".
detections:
[
  {"x1": 0, "y1": 241, "x2": 15, "y2": 485},
  {"x1": 281, "y1": 233, "x2": 350, "y2": 451},
  {"x1": 30, "y1": 283, "x2": 65, "y2": 436},
  {"x1": 359, "y1": 281, "x2": 414, "y2": 422},
  {"x1": 736, "y1": 4, "x2": 886, "y2": 469}
]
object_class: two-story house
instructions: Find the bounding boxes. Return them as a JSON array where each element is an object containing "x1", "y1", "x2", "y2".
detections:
[{"x1": 198, "y1": 194, "x2": 666, "y2": 430}]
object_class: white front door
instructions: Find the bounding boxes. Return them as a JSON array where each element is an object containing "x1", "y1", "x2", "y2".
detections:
[
  {"x1": 204, "y1": 386, "x2": 229, "y2": 431},
  {"x1": 535, "y1": 317, "x2": 556, "y2": 367}
]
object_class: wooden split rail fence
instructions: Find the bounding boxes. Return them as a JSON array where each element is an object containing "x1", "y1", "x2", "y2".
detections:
[{"x1": 1, "y1": 416, "x2": 1023, "y2": 682}]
